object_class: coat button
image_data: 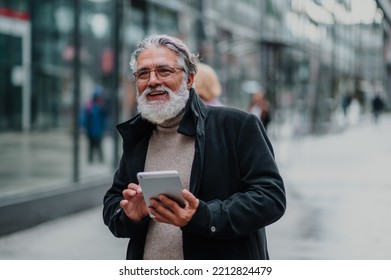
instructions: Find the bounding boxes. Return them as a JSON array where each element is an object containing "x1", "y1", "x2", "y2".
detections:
[{"x1": 211, "y1": 226, "x2": 216, "y2": 232}]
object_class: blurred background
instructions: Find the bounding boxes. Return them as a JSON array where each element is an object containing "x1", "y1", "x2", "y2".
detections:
[{"x1": 0, "y1": 0, "x2": 390, "y2": 259}]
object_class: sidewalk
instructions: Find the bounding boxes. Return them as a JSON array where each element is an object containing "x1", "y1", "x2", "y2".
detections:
[
  {"x1": 0, "y1": 206, "x2": 128, "y2": 259},
  {"x1": 0, "y1": 113, "x2": 390, "y2": 259},
  {"x1": 268, "y1": 113, "x2": 391, "y2": 259}
]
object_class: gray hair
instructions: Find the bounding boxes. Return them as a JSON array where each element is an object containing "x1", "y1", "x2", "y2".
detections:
[{"x1": 129, "y1": 34, "x2": 199, "y2": 76}]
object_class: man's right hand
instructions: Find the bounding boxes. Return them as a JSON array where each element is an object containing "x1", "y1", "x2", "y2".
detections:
[{"x1": 120, "y1": 183, "x2": 149, "y2": 221}]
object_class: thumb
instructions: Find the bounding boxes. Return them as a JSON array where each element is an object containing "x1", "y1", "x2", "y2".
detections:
[{"x1": 183, "y1": 189, "x2": 199, "y2": 209}]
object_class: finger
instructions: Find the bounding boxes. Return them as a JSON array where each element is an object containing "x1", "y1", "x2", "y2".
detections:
[
  {"x1": 150, "y1": 198, "x2": 176, "y2": 219},
  {"x1": 122, "y1": 189, "x2": 137, "y2": 199},
  {"x1": 128, "y1": 183, "x2": 142, "y2": 193},
  {"x1": 120, "y1": 199, "x2": 128, "y2": 208},
  {"x1": 183, "y1": 189, "x2": 199, "y2": 209},
  {"x1": 149, "y1": 198, "x2": 167, "y2": 213},
  {"x1": 148, "y1": 205, "x2": 167, "y2": 222},
  {"x1": 158, "y1": 195, "x2": 180, "y2": 211}
]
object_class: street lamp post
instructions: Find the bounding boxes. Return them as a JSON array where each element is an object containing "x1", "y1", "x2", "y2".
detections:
[
  {"x1": 111, "y1": 0, "x2": 122, "y2": 169},
  {"x1": 73, "y1": 0, "x2": 81, "y2": 182}
]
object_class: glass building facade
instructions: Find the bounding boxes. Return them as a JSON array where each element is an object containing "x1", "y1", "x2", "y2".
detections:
[
  {"x1": 0, "y1": 0, "x2": 117, "y2": 199},
  {"x1": 0, "y1": 0, "x2": 390, "y2": 231}
]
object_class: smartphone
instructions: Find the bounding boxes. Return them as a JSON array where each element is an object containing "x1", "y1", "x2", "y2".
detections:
[{"x1": 137, "y1": 170, "x2": 186, "y2": 215}]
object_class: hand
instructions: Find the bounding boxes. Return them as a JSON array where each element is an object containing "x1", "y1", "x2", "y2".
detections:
[
  {"x1": 120, "y1": 183, "x2": 149, "y2": 222},
  {"x1": 149, "y1": 189, "x2": 199, "y2": 227}
]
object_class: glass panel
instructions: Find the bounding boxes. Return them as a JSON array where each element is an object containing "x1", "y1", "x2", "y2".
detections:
[
  {"x1": 149, "y1": 4, "x2": 179, "y2": 35},
  {"x1": 78, "y1": 0, "x2": 114, "y2": 180},
  {"x1": 0, "y1": 34, "x2": 22, "y2": 130},
  {"x1": 0, "y1": 0, "x2": 115, "y2": 199}
]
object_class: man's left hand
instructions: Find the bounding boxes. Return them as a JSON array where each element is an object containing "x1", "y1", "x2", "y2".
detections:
[{"x1": 149, "y1": 189, "x2": 199, "y2": 227}]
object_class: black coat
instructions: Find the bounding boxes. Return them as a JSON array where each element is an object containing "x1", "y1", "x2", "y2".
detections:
[{"x1": 103, "y1": 89, "x2": 286, "y2": 259}]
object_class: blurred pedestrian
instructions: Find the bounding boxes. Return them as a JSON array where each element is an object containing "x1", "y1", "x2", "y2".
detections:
[
  {"x1": 103, "y1": 34, "x2": 286, "y2": 260},
  {"x1": 81, "y1": 86, "x2": 107, "y2": 163},
  {"x1": 341, "y1": 93, "x2": 352, "y2": 118},
  {"x1": 194, "y1": 63, "x2": 223, "y2": 106},
  {"x1": 248, "y1": 89, "x2": 271, "y2": 131},
  {"x1": 372, "y1": 92, "x2": 385, "y2": 123}
]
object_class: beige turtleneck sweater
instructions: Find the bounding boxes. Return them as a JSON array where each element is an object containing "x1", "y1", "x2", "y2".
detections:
[{"x1": 142, "y1": 113, "x2": 195, "y2": 260}]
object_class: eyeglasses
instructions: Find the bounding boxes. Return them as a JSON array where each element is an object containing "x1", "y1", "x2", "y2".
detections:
[{"x1": 133, "y1": 66, "x2": 185, "y2": 82}]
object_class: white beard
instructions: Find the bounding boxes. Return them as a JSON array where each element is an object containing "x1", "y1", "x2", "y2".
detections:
[{"x1": 136, "y1": 78, "x2": 189, "y2": 124}]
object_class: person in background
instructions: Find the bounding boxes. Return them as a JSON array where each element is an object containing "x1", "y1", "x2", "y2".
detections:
[
  {"x1": 103, "y1": 34, "x2": 286, "y2": 260},
  {"x1": 248, "y1": 89, "x2": 271, "y2": 131},
  {"x1": 194, "y1": 63, "x2": 223, "y2": 106},
  {"x1": 341, "y1": 93, "x2": 352, "y2": 118},
  {"x1": 372, "y1": 92, "x2": 385, "y2": 123},
  {"x1": 81, "y1": 86, "x2": 107, "y2": 163}
]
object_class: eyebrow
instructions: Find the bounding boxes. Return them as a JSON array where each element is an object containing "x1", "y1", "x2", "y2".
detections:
[{"x1": 136, "y1": 64, "x2": 172, "y2": 71}]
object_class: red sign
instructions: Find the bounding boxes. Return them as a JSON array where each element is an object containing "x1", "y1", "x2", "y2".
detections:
[{"x1": 0, "y1": 7, "x2": 30, "y2": 20}]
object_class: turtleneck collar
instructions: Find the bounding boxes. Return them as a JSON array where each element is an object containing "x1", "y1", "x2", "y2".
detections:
[{"x1": 156, "y1": 109, "x2": 185, "y2": 129}]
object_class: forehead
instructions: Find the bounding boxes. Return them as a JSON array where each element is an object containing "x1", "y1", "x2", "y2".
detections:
[{"x1": 137, "y1": 47, "x2": 178, "y2": 68}]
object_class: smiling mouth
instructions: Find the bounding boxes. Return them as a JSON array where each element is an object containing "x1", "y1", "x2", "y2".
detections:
[{"x1": 148, "y1": 90, "x2": 167, "y2": 96}]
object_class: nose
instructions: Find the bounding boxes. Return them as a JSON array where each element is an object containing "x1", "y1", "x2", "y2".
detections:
[{"x1": 147, "y1": 70, "x2": 161, "y2": 87}]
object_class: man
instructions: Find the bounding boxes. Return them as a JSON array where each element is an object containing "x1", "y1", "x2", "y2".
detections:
[
  {"x1": 103, "y1": 34, "x2": 286, "y2": 260},
  {"x1": 82, "y1": 85, "x2": 107, "y2": 163}
]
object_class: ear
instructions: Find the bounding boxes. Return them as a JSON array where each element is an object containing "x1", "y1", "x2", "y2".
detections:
[{"x1": 186, "y1": 74, "x2": 195, "y2": 89}]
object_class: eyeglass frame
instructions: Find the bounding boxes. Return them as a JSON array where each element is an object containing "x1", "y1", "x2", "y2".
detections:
[{"x1": 132, "y1": 65, "x2": 185, "y2": 82}]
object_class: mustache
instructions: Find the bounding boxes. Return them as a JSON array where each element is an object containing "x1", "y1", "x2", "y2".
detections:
[{"x1": 142, "y1": 86, "x2": 171, "y2": 96}]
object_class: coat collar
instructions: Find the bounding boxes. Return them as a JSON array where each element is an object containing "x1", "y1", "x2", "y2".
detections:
[{"x1": 116, "y1": 88, "x2": 207, "y2": 143}]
